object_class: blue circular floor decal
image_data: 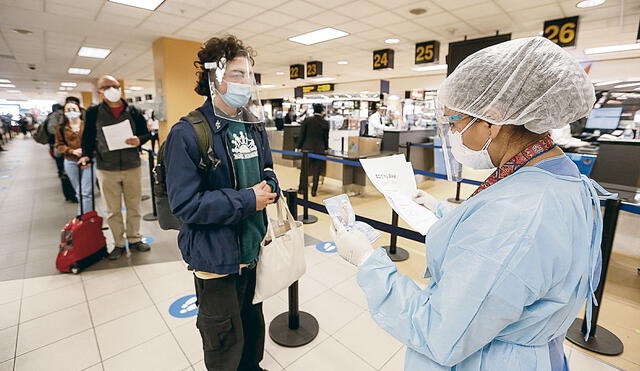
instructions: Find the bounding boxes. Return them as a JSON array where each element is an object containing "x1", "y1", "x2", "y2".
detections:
[
  {"x1": 169, "y1": 294, "x2": 198, "y2": 318},
  {"x1": 0, "y1": 186, "x2": 7, "y2": 191},
  {"x1": 315, "y1": 241, "x2": 337, "y2": 253}
]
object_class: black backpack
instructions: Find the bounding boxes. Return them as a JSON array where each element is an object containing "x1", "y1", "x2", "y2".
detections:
[{"x1": 153, "y1": 110, "x2": 219, "y2": 230}]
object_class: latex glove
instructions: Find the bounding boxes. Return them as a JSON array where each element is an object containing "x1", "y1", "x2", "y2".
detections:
[
  {"x1": 330, "y1": 217, "x2": 374, "y2": 266},
  {"x1": 413, "y1": 189, "x2": 438, "y2": 211}
]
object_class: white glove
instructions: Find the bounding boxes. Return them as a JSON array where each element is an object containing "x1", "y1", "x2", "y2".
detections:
[
  {"x1": 412, "y1": 189, "x2": 438, "y2": 211},
  {"x1": 329, "y1": 217, "x2": 374, "y2": 266}
]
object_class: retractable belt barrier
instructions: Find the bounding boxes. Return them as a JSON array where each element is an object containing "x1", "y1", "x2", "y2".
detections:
[{"x1": 141, "y1": 148, "x2": 159, "y2": 222}]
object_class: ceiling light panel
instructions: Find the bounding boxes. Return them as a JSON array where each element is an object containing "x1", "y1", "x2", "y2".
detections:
[
  {"x1": 0, "y1": 84, "x2": 16, "y2": 88},
  {"x1": 68, "y1": 68, "x2": 91, "y2": 75},
  {"x1": 108, "y1": 0, "x2": 165, "y2": 11},
  {"x1": 78, "y1": 47, "x2": 111, "y2": 59},
  {"x1": 0, "y1": 79, "x2": 11, "y2": 83},
  {"x1": 288, "y1": 27, "x2": 349, "y2": 45},
  {"x1": 60, "y1": 82, "x2": 77, "y2": 87},
  {"x1": 584, "y1": 43, "x2": 640, "y2": 55}
]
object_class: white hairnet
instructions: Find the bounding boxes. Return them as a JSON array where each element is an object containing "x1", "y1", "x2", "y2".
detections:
[{"x1": 438, "y1": 37, "x2": 595, "y2": 134}]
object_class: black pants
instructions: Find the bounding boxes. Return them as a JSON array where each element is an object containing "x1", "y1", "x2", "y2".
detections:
[
  {"x1": 194, "y1": 267, "x2": 265, "y2": 371},
  {"x1": 298, "y1": 158, "x2": 325, "y2": 195}
]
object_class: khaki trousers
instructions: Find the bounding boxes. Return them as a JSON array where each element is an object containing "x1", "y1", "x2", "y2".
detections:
[{"x1": 97, "y1": 166, "x2": 142, "y2": 247}]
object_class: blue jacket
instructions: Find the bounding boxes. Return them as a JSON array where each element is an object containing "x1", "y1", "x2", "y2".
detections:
[{"x1": 163, "y1": 100, "x2": 280, "y2": 274}]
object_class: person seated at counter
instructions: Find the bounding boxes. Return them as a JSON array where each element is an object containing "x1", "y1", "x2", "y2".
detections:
[{"x1": 296, "y1": 103, "x2": 329, "y2": 197}]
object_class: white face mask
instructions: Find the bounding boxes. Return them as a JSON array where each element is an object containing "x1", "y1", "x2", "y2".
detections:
[
  {"x1": 219, "y1": 81, "x2": 251, "y2": 108},
  {"x1": 103, "y1": 87, "x2": 122, "y2": 103},
  {"x1": 64, "y1": 111, "x2": 81, "y2": 120},
  {"x1": 448, "y1": 117, "x2": 495, "y2": 170}
]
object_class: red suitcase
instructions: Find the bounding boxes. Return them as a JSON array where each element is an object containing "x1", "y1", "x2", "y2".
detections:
[{"x1": 56, "y1": 163, "x2": 107, "y2": 274}]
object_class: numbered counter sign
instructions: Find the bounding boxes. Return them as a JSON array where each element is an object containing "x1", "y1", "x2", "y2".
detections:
[
  {"x1": 290, "y1": 64, "x2": 304, "y2": 80},
  {"x1": 306, "y1": 61, "x2": 323, "y2": 78},
  {"x1": 373, "y1": 49, "x2": 394, "y2": 70},
  {"x1": 415, "y1": 40, "x2": 440, "y2": 65},
  {"x1": 543, "y1": 16, "x2": 579, "y2": 48}
]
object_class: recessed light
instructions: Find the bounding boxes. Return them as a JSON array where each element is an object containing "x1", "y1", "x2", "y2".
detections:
[
  {"x1": 276, "y1": 72, "x2": 285, "y2": 75},
  {"x1": 108, "y1": 0, "x2": 165, "y2": 11},
  {"x1": 129, "y1": 86, "x2": 144, "y2": 91},
  {"x1": 594, "y1": 80, "x2": 622, "y2": 86},
  {"x1": 385, "y1": 38, "x2": 400, "y2": 44},
  {"x1": 11, "y1": 28, "x2": 33, "y2": 36},
  {"x1": 57, "y1": 91, "x2": 68, "y2": 95},
  {"x1": 0, "y1": 83, "x2": 16, "y2": 88},
  {"x1": 337, "y1": 61, "x2": 348, "y2": 65},
  {"x1": 409, "y1": 8, "x2": 427, "y2": 15},
  {"x1": 411, "y1": 64, "x2": 448, "y2": 72},
  {"x1": 78, "y1": 47, "x2": 111, "y2": 59},
  {"x1": 260, "y1": 84, "x2": 276, "y2": 89},
  {"x1": 0, "y1": 79, "x2": 11, "y2": 83},
  {"x1": 60, "y1": 82, "x2": 77, "y2": 87},
  {"x1": 576, "y1": 0, "x2": 606, "y2": 8},
  {"x1": 59, "y1": 87, "x2": 66, "y2": 90},
  {"x1": 584, "y1": 43, "x2": 640, "y2": 55},
  {"x1": 614, "y1": 82, "x2": 640, "y2": 88},
  {"x1": 68, "y1": 67, "x2": 91, "y2": 75},
  {"x1": 310, "y1": 77, "x2": 336, "y2": 82},
  {"x1": 288, "y1": 27, "x2": 349, "y2": 46},
  {"x1": 7, "y1": 90, "x2": 20, "y2": 93}
]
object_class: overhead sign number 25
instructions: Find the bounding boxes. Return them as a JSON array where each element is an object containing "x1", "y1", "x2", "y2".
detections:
[
  {"x1": 414, "y1": 41, "x2": 440, "y2": 65},
  {"x1": 543, "y1": 16, "x2": 579, "y2": 48}
]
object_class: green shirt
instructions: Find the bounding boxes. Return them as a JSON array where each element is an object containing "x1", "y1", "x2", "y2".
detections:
[{"x1": 226, "y1": 121, "x2": 266, "y2": 264}]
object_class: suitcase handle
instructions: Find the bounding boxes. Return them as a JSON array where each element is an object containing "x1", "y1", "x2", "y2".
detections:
[{"x1": 77, "y1": 161, "x2": 95, "y2": 216}]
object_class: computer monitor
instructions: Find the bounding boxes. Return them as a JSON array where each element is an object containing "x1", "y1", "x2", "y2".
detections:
[{"x1": 585, "y1": 107, "x2": 623, "y2": 130}]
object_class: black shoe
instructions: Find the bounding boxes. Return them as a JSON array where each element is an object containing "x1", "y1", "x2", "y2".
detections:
[
  {"x1": 130, "y1": 241, "x2": 151, "y2": 252},
  {"x1": 311, "y1": 191, "x2": 317, "y2": 197},
  {"x1": 108, "y1": 246, "x2": 126, "y2": 260}
]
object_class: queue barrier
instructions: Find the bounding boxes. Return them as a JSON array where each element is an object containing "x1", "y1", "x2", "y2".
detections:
[{"x1": 141, "y1": 148, "x2": 159, "y2": 222}]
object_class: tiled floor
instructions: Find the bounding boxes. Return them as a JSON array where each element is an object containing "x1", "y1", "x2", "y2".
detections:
[{"x1": 0, "y1": 136, "x2": 638, "y2": 370}]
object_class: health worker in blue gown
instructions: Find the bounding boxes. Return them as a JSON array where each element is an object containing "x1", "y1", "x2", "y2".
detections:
[{"x1": 331, "y1": 37, "x2": 614, "y2": 371}]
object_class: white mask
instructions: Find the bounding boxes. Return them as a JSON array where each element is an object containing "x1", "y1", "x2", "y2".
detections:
[
  {"x1": 64, "y1": 111, "x2": 81, "y2": 120},
  {"x1": 448, "y1": 117, "x2": 495, "y2": 170},
  {"x1": 103, "y1": 87, "x2": 122, "y2": 103}
]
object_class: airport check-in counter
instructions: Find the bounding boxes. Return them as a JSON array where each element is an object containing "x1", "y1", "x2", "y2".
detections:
[{"x1": 382, "y1": 128, "x2": 438, "y2": 176}]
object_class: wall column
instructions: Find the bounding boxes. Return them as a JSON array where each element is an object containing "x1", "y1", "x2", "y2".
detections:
[{"x1": 80, "y1": 91, "x2": 93, "y2": 108}]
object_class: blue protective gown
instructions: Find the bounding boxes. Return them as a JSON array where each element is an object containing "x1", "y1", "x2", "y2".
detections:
[{"x1": 357, "y1": 157, "x2": 610, "y2": 370}]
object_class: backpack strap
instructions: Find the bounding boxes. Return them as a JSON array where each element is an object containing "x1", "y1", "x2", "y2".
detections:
[{"x1": 182, "y1": 110, "x2": 216, "y2": 172}]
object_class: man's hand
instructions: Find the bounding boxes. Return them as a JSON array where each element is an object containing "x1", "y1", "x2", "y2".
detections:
[
  {"x1": 72, "y1": 148, "x2": 82, "y2": 157},
  {"x1": 125, "y1": 136, "x2": 140, "y2": 146},
  {"x1": 252, "y1": 181, "x2": 276, "y2": 211}
]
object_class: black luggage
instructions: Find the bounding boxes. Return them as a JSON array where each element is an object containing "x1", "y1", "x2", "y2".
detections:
[{"x1": 60, "y1": 173, "x2": 77, "y2": 202}]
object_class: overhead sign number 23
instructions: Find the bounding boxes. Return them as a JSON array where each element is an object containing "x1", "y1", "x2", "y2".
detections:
[{"x1": 543, "y1": 16, "x2": 579, "y2": 48}]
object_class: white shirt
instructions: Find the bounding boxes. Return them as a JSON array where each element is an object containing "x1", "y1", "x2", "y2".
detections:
[{"x1": 368, "y1": 112, "x2": 384, "y2": 137}]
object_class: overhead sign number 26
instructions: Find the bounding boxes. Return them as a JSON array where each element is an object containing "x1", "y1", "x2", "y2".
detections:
[{"x1": 543, "y1": 16, "x2": 579, "y2": 48}]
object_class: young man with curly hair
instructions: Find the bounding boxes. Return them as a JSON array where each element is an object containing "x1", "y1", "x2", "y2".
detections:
[{"x1": 162, "y1": 35, "x2": 279, "y2": 371}]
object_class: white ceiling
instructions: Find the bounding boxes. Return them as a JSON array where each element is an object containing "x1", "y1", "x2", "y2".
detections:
[{"x1": 0, "y1": 0, "x2": 639, "y2": 101}]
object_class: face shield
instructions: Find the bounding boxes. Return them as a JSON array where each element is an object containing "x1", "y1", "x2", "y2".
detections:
[
  {"x1": 435, "y1": 101, "x2": 463, "y2": 182},
  {"x1": 204, "y1": 52, "x2": 264, "y2": 124}
]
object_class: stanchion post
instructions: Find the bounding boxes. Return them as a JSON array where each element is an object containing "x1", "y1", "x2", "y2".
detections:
[
  {"x1": 297, "y1": 151, "x2": 318, "y2": 224},
  {"x1": 142, "y1": 150, "x2": 158, "y2": 222},
  {"x1": 566, "y1": 198, "x2": 623, "y2": 355},
  {"x1": 382, "y1": 143, "x2": 410, "y2": 262},
  {"x1": 269, "y1": 189, "x2": 319, "y2": 347}
]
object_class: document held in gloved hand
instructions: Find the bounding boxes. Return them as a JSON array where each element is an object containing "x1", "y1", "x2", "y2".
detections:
[
  {"x1": 323, "y1": 194, "x2": 380, "y2": 243},
  {"x1": 360, "y1": 155, "x2": 438, "y2": 235}
]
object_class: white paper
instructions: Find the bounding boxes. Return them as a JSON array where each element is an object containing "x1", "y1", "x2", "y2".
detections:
[
  {"x1": 101, "y1": 119, "x2": 135, "y2": 151},
  {"x1": 360, "y1": 155, "x2": 438, "y2": 235}
]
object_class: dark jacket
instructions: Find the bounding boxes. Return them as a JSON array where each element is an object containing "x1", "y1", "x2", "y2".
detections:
[
  {"x1": 296, "y1": 114, "x2": 329, "y2": 154},
  {"x1": 163, "y1": 99, "x2": 280, "y2": 274},
  {"x1": 81, "y1": 100, "x2": 150, "y2": 171}
]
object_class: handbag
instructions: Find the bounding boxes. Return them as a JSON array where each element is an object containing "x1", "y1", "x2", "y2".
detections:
[{"x1": 253, "y1": 194, "x2": 306, "y2": 304}]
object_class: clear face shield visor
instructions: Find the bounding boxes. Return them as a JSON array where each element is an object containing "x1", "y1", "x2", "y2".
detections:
[
  {"x1": 435, "y1": 101, "x2": 463, "y2": 182},
  {"x1": 205, "y1": 52, "x2": 264, "y2": 124}
]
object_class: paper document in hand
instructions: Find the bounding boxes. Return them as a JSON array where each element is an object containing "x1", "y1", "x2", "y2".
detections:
[
  {"x1": 360, "y1": 155, "x2": 438, "y2": 235},
  {"x1": 101, "y1": 119, "x2": 136, "y2": 151}
]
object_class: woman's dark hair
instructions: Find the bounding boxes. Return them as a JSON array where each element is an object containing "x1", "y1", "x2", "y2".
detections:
[{"x1": 194, "y1": 35, "x2": 255, "y2": 97}]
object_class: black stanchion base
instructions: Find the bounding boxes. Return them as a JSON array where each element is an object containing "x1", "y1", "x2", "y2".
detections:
[
  {"x1": 383, "y1": 246, "x2": 410, "y2": 262},
  {"x1": 141, "y1": 195, "x2": 150, "y2": 201},
  {"x1": 296, "y1": 214, "x2": 318, "y2": 224},
  {"x1": 269, "y1": 311, "x2": 319, "y2": 347},
  {"x1": 565, "y1": 318, "x2": 624, "y2": 356},
  {"x1": 446, "y1": 197, "x2": 465, "y2": 204},
  {"x1": 143, "y1": 213, "x2": 158, "y2": 221}
]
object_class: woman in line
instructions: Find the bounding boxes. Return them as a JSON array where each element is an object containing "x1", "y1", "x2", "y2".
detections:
[{"x1": 55, "y1": 101, "x2": 94, "y2": 214}]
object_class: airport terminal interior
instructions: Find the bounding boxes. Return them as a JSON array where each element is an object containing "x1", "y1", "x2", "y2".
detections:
[{"x1": 1, "y1": 0, "x2": 640, "y2": 370}]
